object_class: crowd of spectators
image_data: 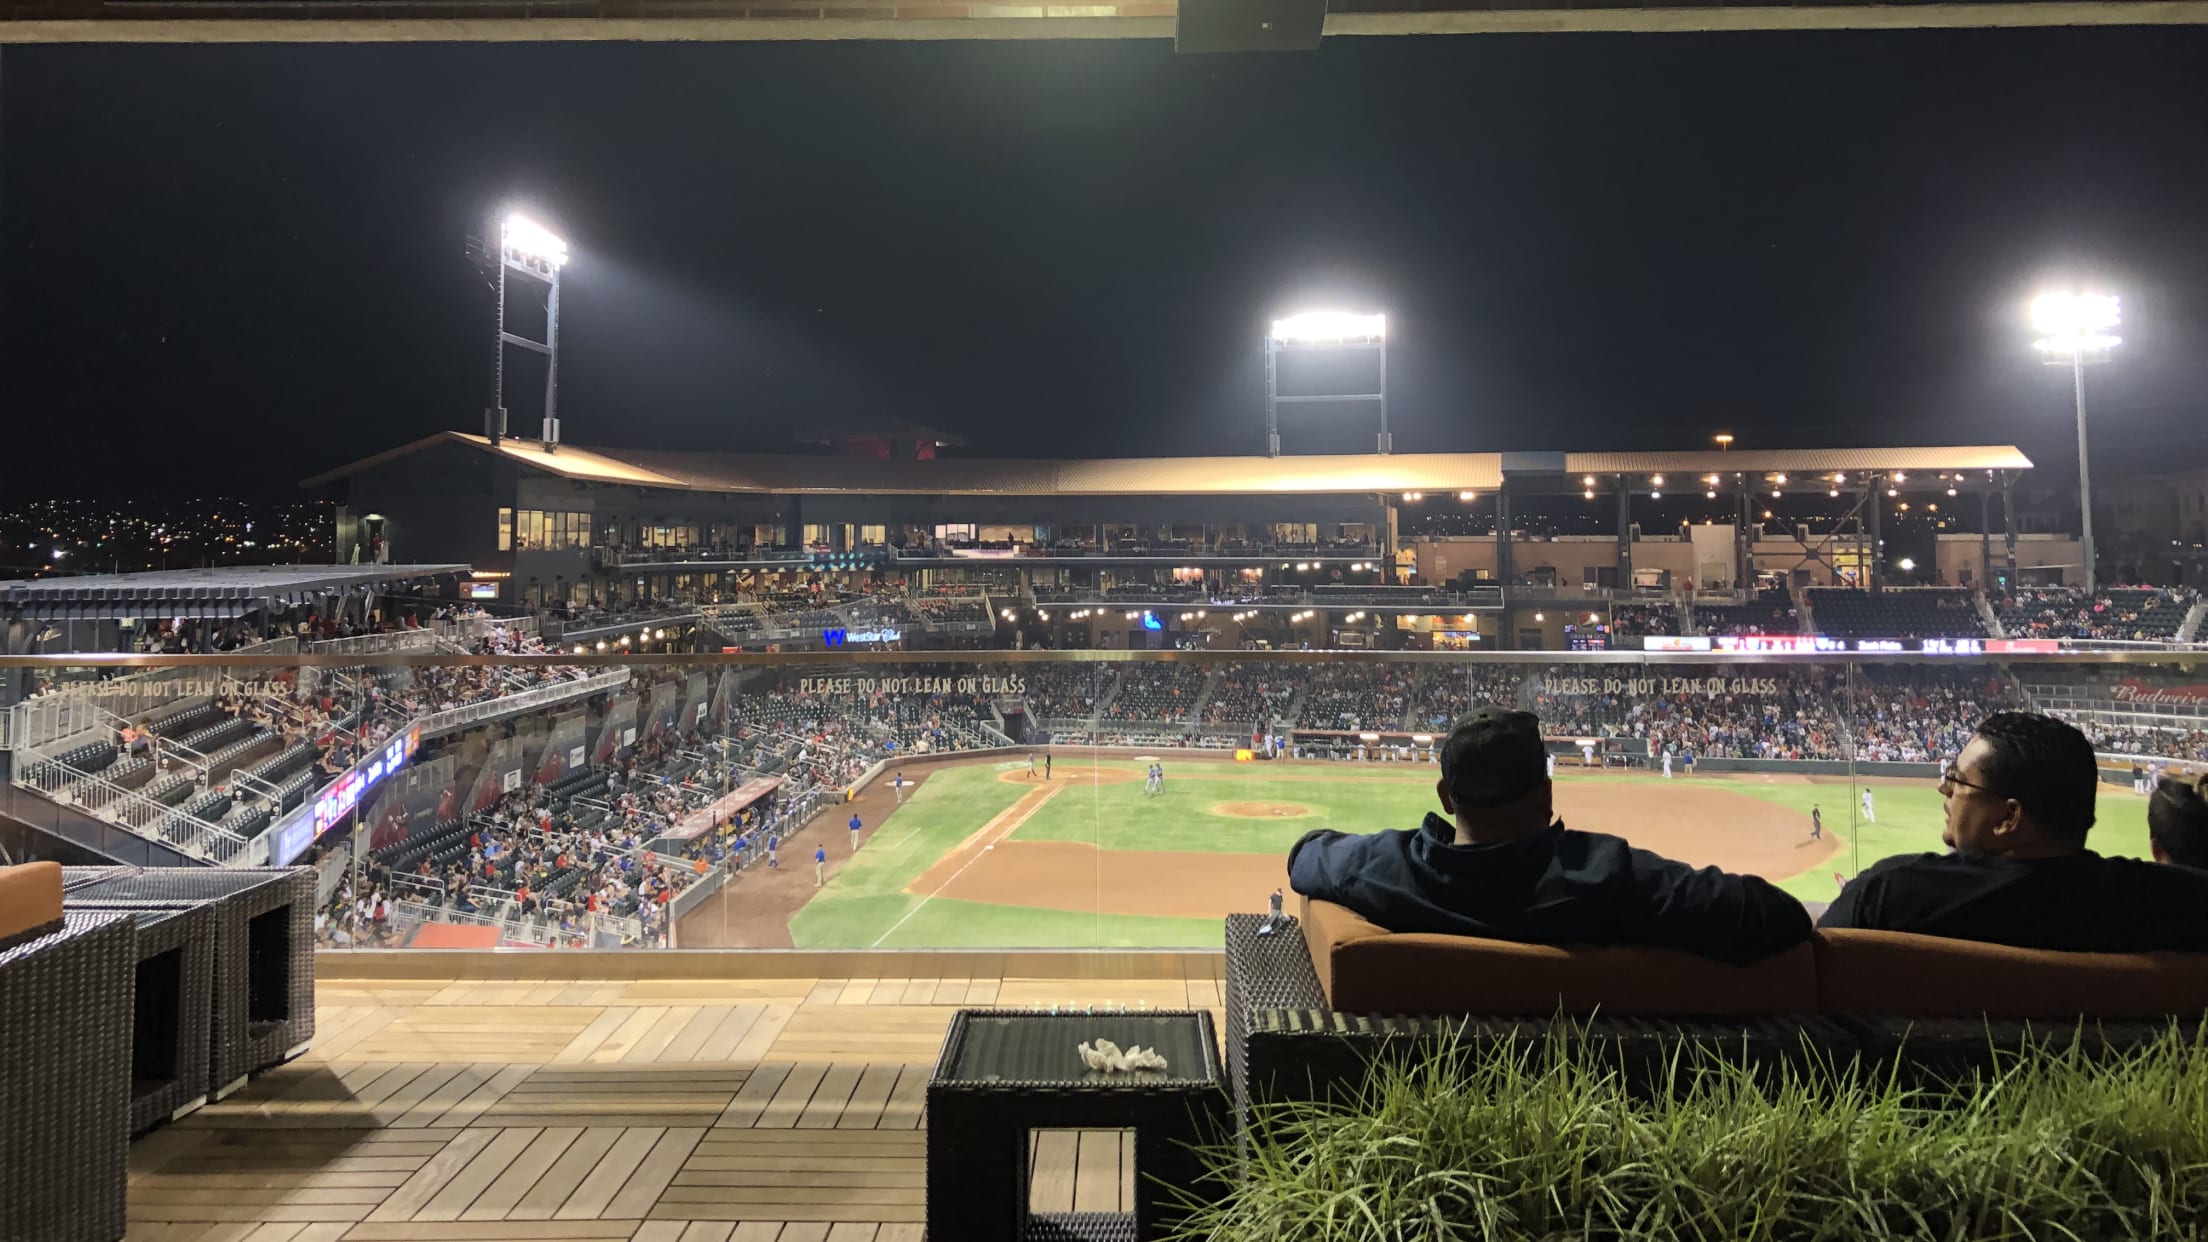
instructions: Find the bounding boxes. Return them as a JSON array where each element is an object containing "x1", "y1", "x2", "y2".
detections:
[
  {"x1": 1201, "y1": 664, "x2": 1297, "y2": 729},
  {"x1": 1104, "y1": 665, "x2": 1208, "y2": 724},
  {"x1": 1993, "y1": 586, "x2": 2203, "y2": 643},
  {"x1": 1294, "y1": 663, "x2": 1414, "y2": 732},
  {"x1": 1695, "y1": 589, "x2": 1800, "y2": 637},
  {"x1": 1607, "y1": 603, "x2": 1682, "y2": 638}
]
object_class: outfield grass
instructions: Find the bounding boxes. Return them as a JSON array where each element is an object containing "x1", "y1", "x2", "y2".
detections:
[
  {"x1": 784, "y1": 757, "x2": 2158, "y2": 946},
  {"x1": 1741, "y1": 779, "x2": 2152, "y2": 903},
  {"x1": 1009, "y1": 762, "x2": 1434, "y2": 856}
]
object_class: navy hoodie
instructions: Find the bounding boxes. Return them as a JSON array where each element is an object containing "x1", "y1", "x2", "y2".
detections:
[{"x1": 1287, "y1": 814, "x2": 1810, "y2": 966}]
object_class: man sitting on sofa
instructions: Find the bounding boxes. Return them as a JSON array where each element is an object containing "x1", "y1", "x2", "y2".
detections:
[
  {"x1": 1819, "y1": 711, "x2": 2208, "y2": 950},
  {"x1": 1286, "y1": 706, "x2": 1811, "y2": 966}
]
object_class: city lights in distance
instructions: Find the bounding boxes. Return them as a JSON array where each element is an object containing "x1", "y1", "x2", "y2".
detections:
[{"x1": 1270, "y1": 311, "x2": 1385, "y2": 343}]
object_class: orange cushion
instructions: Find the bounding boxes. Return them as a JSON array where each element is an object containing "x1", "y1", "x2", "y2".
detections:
[
  {"x1": 1814, "y1": 928, "x2": 2208, "y2": 1019},
  {"x1": 0, "y1": 862, "x2": 64, "y2": 943},
  {"x1": 1301, "y1": 896, "x2": 1818, "y2": 1016}
]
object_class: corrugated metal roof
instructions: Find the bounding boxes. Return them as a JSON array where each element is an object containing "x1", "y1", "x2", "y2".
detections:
[
  {"x1": 1560, "y1": 447, "x2": 2033, "y2": 475},
  {"x1": 0, "y1": 564, "x2": 470, "y2": 603}
]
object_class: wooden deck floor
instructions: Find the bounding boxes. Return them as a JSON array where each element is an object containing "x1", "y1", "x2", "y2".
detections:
[{"x1": 125, "y1": 963, "x2": 1227, "y2": 1241}]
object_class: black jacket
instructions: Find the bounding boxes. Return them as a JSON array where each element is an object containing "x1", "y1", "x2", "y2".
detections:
[
  {"x1": 1286, "y1": 814, "x2": 1811, "y2": 966},
  {"x1": 1818, "y1": 849, "x2": 2208, "y2": 952}
]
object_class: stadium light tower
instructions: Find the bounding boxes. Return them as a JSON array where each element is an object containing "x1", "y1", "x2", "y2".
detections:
[
  {"x1": 1265, "y1": 311, "x2": 1389, "y2": 457},
  {"x1": 486, "y1": 213, "x2": 570, "y2": 451},
  {"x1": 2029, "y1": 291, "x2": 2121, "y2": 593}
]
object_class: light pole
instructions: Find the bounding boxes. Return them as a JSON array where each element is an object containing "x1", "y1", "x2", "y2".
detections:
[
  {"x1": 2029, "y1": 292, "x2": 2121, "y2": 593},
  {"x1": 1265, "y1": 311, "x2": 1388, "y2": 456},
  {"x1": 488, "y1": 213, "x2": 571, "y2": 450}
]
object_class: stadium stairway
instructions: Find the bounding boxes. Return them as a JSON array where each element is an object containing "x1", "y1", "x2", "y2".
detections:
[
  {"x1": 2182, "y1": 601, "x2": 2207, "y2": 644},
  {"x1": 1978, "y1": 592, "x2": 2005, "y2": 637}
]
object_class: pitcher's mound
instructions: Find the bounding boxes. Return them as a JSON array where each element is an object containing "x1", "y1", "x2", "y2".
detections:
[{"x1": 1213, "y1": 800, "x2": 1312, "y2": 819}]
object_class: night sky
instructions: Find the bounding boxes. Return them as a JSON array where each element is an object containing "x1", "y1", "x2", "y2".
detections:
[{"x1": 4, "y1": 27, "x2": 2208, "y2": 498}]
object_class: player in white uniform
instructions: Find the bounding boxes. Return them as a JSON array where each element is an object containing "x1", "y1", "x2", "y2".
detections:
[
  {"x1": 1662, "y1": 751, "x2": 1673, "y2": 779},
  {"x1": 1546, "y1": 752, "x2": 1556, "y2": 779},
  {"x1": 1860, "y1": 787, "x2": 1876, "y2": 823}
]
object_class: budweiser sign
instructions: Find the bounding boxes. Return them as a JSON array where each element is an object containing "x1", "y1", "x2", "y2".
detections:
[{"x1": 2110, "y1": 680, "x2": 2208, "y2": 707}]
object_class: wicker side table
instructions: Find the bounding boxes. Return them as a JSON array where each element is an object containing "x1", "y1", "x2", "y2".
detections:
[
  {"x1": 117, "y1": 904, "x2": 217, "y2": 1132},
  {"x1": 0, "y1": 909, "x2": 137, "y2": 1242},
  {"x1": 927, "y1": 1009, "x2": 1229, "y2": 1242},
  {"x1": 70, "y1": 867, "x2": 315, "y2": 1096}
]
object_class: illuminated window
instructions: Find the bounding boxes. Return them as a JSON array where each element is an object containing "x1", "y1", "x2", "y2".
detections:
[{"x1": 496, "y1": 508, "x2": 512, "y2": 552}]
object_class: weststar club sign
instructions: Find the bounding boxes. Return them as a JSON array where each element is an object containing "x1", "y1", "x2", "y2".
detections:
[{"x1": 2112, "y1": 680, "x2": 2208, "y2": 707}]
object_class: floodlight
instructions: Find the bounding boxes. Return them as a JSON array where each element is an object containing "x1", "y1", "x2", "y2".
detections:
[
  {"x1": 502, "y1": 214, "x2": 570, "y2": 269},
  {"x1": 1269, "y1": 312, "x2": 1385, "y2": 343},
  {"x1": 2030, "y1": 292, "x2": 2121, "y2": 355}
]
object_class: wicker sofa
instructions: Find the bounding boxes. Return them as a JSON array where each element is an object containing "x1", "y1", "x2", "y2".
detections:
[{"x1": 1223, "y1": 898, "x2": 2208, "y2": 1128}]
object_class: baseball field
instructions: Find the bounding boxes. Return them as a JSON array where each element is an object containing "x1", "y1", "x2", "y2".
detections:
[{"x1": 730, "y1": 755, "x2": 2157, "y2": 949}]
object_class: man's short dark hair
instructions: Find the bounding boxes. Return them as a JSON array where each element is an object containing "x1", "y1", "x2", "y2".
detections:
[
  {"x1": 2150, "y1": 775, "x2": 2208, "y2": 869},
  {"x1": 1440, "y1": 707, "x2": 1549, "y2": 808},
  {"x1": 1972, "y1": 712, "x2": 2099, "y2": 842}
]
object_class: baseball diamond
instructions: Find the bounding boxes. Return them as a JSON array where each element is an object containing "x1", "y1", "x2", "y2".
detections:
[{"x1": 679, "y1": 751, "x2": 2158, "y2": 949}]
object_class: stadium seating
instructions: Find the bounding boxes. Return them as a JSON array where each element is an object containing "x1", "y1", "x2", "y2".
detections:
[
  {"x1": 1995, "y1": 586, "x2": 2200, "y2": 642},
  {"x1": 1694, "y1": 588, "x2": 1799, "y2": 636},
  {"x1": 1104, "y1": 665, "x2": 1208, "y2": 724},
  {"x1": 1808, "y1": 588, "x2": 1987, "y2": 640},
  {"x1": 1201, "y1": 664, "x2": 1297, "y2": 729},
  {"x1": 1608, "y1": 602, "x2": 1682, "y2": 638},
  {"x1": 1293, "y1": 664, "x2": 1413, "y2": 732}
]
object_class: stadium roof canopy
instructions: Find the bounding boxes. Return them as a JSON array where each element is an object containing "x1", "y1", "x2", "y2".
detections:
[
  {"x1": 309, "y1": 433, "x2": 2033, "y2": 498},
  {"x1": 306, "y1": 432, "x2": 1511, "y2": 495},
  {"x1": 0, "y1": 564, "x2": 470, "y2": 616},
  {"x1": 1558, "y1": 447, "x2": 2034, "y2": 475}
]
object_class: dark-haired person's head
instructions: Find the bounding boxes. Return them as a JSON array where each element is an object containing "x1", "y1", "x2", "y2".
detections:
[
  {"x1": 1940, "y1": 712, "x2": 2099, "y2": 858},
  {"x1": 2149, "y1": 773, "x2": 2208, "y2": 870},
  {"x1": 1437, "y1": 707, "x2": 1554, "y2": 844}
]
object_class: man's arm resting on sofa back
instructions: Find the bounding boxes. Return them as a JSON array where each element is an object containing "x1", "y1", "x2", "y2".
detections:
[{"x1": 1617, "y1": 848, "x2": 1813, "y2": 966}]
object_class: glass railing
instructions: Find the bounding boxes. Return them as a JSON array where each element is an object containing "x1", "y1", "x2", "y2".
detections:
[{"x1": 3, "y1": 648, "x2": 2202, "y2": 953}]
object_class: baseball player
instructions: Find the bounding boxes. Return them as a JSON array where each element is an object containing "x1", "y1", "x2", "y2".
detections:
[
  {"x1": 1860, "y1": 787, "x2": 1876, "y2": 823},
  {"x1": 1027, "y1": 751, "x2": 1037, "y2": 779},
  {"x1": 893, "y1": 771, "x2": 907, "y2": 804},
  {"x1": 815, "y1": 843, "x2": 827, "y2": 887},
  {"x1": 849, "y1": 812, "x2": 863, "y2": 851},
  {"x1": 767, "y1": 833, "x2": 779, "y2": 868},
  {"x1": 1546, "y1": 751, "x2": 1556, "y2": 780},
  {"x1": 1044, "y1": 751, "x2": 1052, "y2": 780},
  {"x1": 1810, "y1": 805, "x2": 1822, "y2": 842},
  {"x1": 1662, "y1": 750, "x2": 1673, "y2": 779}
]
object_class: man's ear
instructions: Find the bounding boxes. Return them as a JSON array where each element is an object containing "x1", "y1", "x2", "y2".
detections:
[
  {"x1": 1995, "y1": 798, "x2": 2028, "y2": 840},
  {"x1": 1435, "y1": 778, "x2": 1456, "y2": 817}
]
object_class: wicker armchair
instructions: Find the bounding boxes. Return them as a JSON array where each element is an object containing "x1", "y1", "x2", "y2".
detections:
[{"x1": 0, "y1": 909, "x2": 138, "y2": 1242}]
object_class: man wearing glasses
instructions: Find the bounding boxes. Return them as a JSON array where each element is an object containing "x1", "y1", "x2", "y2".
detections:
[{"x1": 1819, "y1": 712, "x2": 2208, "y2": 951}]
